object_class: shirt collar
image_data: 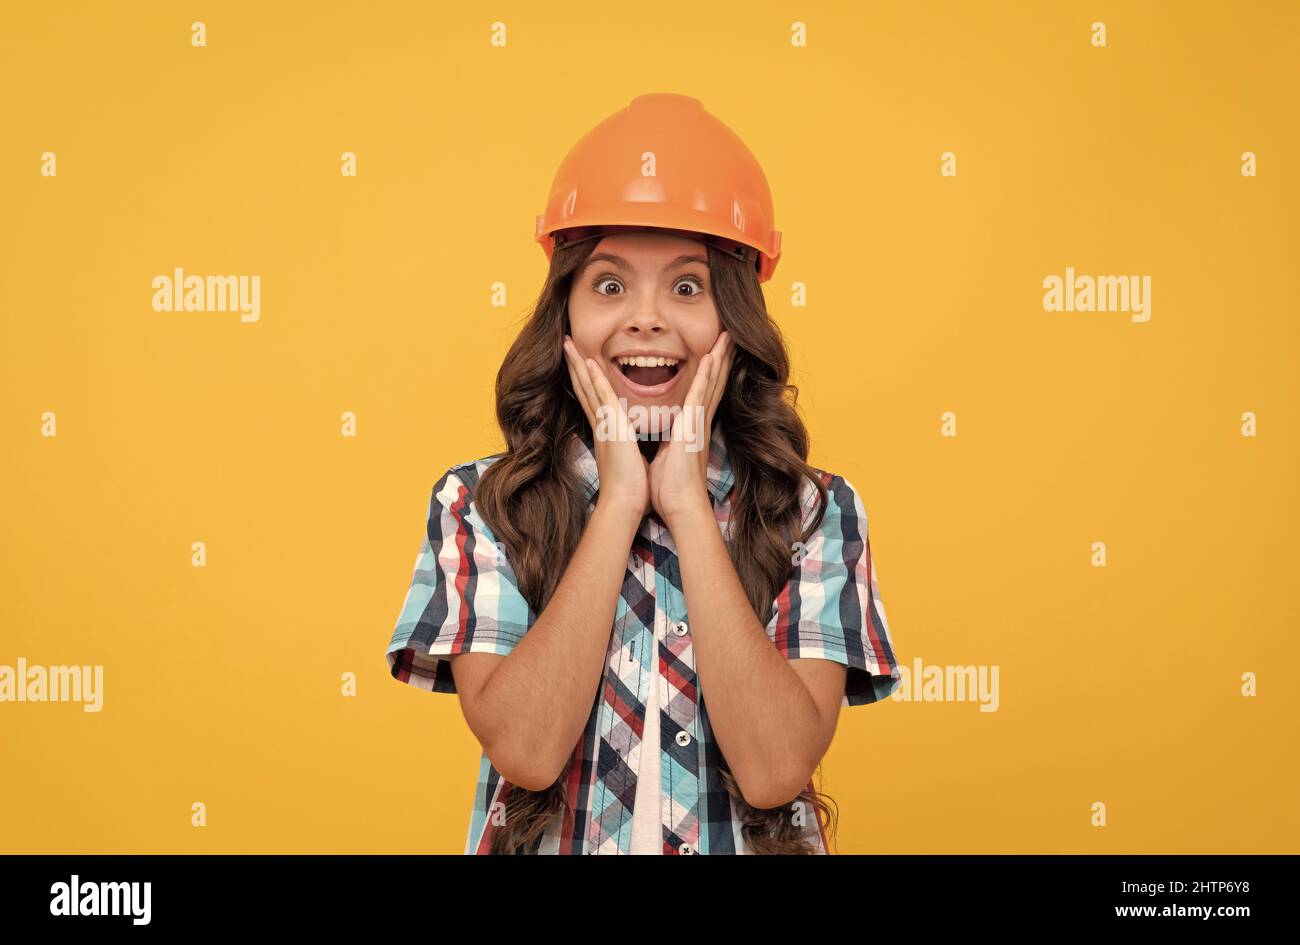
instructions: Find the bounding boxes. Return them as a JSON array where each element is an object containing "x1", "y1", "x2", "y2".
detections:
[{"x1": 569, "y1": 423, "x2": 736, "y2": 506}]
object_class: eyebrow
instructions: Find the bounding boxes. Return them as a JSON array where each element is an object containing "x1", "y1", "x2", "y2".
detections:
[{"x1": 581, "y1": 252, "x2": 709, "y2": 274}]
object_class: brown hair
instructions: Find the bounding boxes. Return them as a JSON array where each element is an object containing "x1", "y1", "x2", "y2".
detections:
[{"x1": 474, "y1": 234, "x2": 837, "y2": 854}]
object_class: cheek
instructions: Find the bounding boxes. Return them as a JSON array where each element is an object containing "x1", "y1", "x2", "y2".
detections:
[
  {"x1": 682, "y1": 320, "x2": 723, "y2": 361},
  {"x1": 565, "y1": 296, "x2": 605, "y2": 356}
]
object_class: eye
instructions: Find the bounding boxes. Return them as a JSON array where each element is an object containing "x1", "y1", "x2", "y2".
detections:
[
  {"x1": 593, "y1": 274, "x2": 623, "y2": 296},
  {"x1": 591, "y1": 273, "x2": 706, "y2": 297},
  {"x1": 675, "y1": 275, "x2": 706, "y2": 297}
]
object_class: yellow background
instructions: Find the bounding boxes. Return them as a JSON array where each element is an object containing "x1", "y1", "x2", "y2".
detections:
[{"x1": 2, "y1": 1, "x2": 1296, "y2": 853}]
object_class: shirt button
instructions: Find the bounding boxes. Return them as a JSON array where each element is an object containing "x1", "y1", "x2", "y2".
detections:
[
  {"x1": 679, "y1": 844, "x2": 695, "y2": 855},
  {"x1": 672, "y1": 621, "x2": 688, "y2": 636},
  {"x1": 675, "y1": 730, "x2": 692, "y2": 747}
]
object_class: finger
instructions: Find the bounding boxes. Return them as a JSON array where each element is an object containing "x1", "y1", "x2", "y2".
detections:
[
  {"x1": 561, "y1": 337, "x2": 595, "y2": 426},
  {"x1": 562, "y1": 343, "x2": 593, "y2": 424},
  {"x1": 685, "y1": 353, "x2": 712, "y2": 410},
  {"x1": 567, "y1": 342, "x2": 605, "y2": 434},
  {"x1": 587, "y1": 357, "x2": 636, "y2": 439},
  {"x1": 585, "y1": 357, "x2": 632, "y2": 440},
  {"x1": 585, "y1": 356, "x2": 619, "y2": 409},
  {"x1": 674, "y1": 353, "x2": 712, "y2": 444},
  {"x1": 713, "y1": 343, "x2": 733, "y2": 426},
  {"x1": 705, "y1": 333, "x2": 731, "y2": 423},
  {"x1": 699, "y1": 344, "x2": 723, "y2": 445}
]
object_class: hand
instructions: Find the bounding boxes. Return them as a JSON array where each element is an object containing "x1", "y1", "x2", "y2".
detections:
[
  {"x1": 562, "y1": 335, "x2": 650, "y2": 524},
  {"x1": 649, "y1": 331, "x2": 733, "y2": 527}
]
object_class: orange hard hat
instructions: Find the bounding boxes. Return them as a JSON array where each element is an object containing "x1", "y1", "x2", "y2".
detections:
[{"x1": 535, "y1": 93, "x2": 783, "y2": 283}]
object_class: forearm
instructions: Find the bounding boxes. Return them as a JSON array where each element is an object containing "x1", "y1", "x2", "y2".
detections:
[
  {"x1": 670, "y1": 504, "x2": 823, "y2": 809},
  {"x1": 478, "y1": 501, "x2": 640, "y2": 788}
]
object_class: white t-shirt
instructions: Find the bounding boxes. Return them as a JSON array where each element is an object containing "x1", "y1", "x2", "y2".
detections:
[
  {"x1": 627, "y1": 627, "x2": 755, "y2": 855},
  {"x1": 629, "y1": 640, "x2": 663, "y2": 854}
]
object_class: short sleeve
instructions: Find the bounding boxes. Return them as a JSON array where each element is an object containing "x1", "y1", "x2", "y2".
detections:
[
  {"x1": 766, "y1": 473, "x2": 901, "y2": 707},
  {"x1": 385, "y1": 464, "x2": 537, "y2": 695}
]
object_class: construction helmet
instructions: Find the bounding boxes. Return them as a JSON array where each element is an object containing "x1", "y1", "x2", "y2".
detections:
[{"x1": 535, "y1": 93, "x2": 783, "y2": 283}]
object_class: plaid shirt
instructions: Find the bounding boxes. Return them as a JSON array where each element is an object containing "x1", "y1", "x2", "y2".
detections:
[{"x1": 386, "y1": 425, "x2": 901, "y2": 854}]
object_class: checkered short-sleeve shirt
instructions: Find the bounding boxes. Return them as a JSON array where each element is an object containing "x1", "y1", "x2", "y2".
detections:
[{"x1": 385, "y1": 425, "x2": 901, "y2": 854}]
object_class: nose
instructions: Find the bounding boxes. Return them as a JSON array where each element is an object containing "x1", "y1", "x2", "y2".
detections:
[{"x1": 622, "y1": 294, "x2": 666, "y2": 336}]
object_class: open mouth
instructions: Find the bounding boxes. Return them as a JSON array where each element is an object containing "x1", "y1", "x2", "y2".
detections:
[{"x1": 614, "y1": 356, "x2": 682, "y2": 389}]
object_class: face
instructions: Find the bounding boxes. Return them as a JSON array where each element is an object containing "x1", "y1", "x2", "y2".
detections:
[{"x1": 566, "y1": 231, "x2": 722, "y2": 436}]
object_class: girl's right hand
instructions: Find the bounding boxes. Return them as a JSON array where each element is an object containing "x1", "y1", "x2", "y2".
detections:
[{"x1": 562, "y1": 335, "x2": 649, "y2": 524}]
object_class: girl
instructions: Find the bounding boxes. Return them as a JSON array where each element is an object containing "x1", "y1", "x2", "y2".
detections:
[{"x1": 386, "y1": 93, "x2": 901, "y2": 854}]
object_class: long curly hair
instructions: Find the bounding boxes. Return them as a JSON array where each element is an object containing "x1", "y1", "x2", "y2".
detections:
[{"x1": 473, "y1": 233, "x2": 838, "y2": 854}]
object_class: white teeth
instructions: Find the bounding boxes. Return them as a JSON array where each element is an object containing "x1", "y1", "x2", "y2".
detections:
[{"x1": 617, "y1": 356, "x2": 679, "y2": 367}]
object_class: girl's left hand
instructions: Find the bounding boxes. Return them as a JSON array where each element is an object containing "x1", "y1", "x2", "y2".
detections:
[{"x1": 649, "y1": 331, "x2": 733, "y2": 527}]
